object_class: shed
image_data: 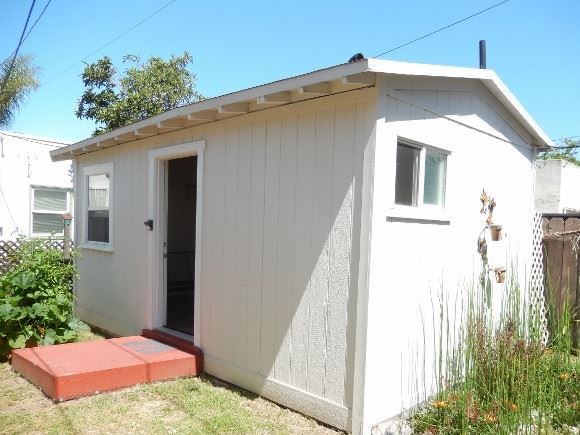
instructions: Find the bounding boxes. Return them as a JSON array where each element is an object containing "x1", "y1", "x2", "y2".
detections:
[{"x1": 51, "y1": 58, "x2": 552, "y2": 434}]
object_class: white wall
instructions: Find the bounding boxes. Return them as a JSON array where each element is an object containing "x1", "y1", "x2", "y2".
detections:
[
  {"x1": 73, "y1": 88, "x2": 376, "y2": 431},
  {"x1": 535, "y1": 159, "x2": 580, "y2": 213},
  {"x1": 357, "y1": 76, "x2": 537, "y2": 434},
  {"x1": 0, "y1": 131, "x2": 72, "y2": 240}
]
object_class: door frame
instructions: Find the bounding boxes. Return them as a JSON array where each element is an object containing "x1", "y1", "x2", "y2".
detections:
[{"x1": 147, "y1": 140, "x2": 205, "y2": 346}]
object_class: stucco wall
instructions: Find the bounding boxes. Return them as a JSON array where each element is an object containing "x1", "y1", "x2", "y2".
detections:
[
  {"x1": 535, "y1": 159, "x2": 580, "y2": 213},
  {"x1": 73, "y1": 88, "x2": 376, "y2": 430},
  {"x1": 0, "y1": 132, "x2": 72, "y2": 240},
  {"x1": 357, "y1": 76, "x2": 537, "y2": 434},
  {"x1": 534, "y1": 159, "x2": 562, "y2": 213}
]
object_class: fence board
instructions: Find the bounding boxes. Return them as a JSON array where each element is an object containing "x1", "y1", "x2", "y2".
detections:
[
  {"x1": 542, "y1": 215, "x2": 580, "y2": 348},
  {"x1": 546, "y1": 218, "x2": 565, "y2": 318}
]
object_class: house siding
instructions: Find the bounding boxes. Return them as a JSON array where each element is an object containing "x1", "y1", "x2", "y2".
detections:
[
  {"x1": 358, "y1": 76, "x2": 537, "y2": 434},
  {"x1": 73, "y1": 88, "x2": 377, "y2": 431}
]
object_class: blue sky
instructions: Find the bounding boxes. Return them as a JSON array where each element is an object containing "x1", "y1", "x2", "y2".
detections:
[{"x1": 2, "y1": 0, "x2": 579, "y2": 144}]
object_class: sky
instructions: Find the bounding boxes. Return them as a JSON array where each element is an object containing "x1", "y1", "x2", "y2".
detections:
[{"x1": 2, "y1": 0, "x2": 579, "y2": 145}]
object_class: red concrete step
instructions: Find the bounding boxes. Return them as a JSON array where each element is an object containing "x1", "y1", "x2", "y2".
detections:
[
  {"x1": 11, "y1": 336, "x2": 202, "y2": 402},
  {"x1": 142, "y1": 329, "x2": 203, "y2": 374}
]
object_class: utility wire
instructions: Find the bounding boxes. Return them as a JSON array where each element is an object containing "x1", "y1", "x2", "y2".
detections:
[
  {"x1": 0, "y1": 131, "x2": 68, "y2": 147},
  {"x1": 0, "y1": 0, "x2": 52, "y2": 67},
  {"x1": 372, "y1": 0, "x2": 511, "y2": 58},
  {"x1": 0, "y1": 0, "x2": 37, "y2": 93},
  {"x1": 44, "y1": 0, "x2": 178, "y2": 85}
]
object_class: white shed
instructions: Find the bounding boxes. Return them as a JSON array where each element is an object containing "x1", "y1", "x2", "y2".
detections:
[{"x1": 51, "y1": 59, "x2": 552, "y2": 434}]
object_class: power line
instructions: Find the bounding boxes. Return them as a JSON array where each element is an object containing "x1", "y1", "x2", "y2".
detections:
[
  {"x1": 551, "y1": 135, "x2": 580, "y2": 142},
  {"x1": 0, "y1": 0, "x2": 37, "y2": 93},
  {"x1": 0, "y1": 131, "x2": 68, "y2": 147},
  {"x1": 44, "y1": 0, "x2": 178, "y2": 85},
  {"x1": 372, "y1": 0, "x2": 512, "y2": 58},
  {"x1": 1, "y1": 0, "x2": 52, "y2": 67}
]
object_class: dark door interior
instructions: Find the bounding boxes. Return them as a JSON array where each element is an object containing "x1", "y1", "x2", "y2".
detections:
[{"x1": 165, "y1": 156, "x2": 197, "y2": 335}]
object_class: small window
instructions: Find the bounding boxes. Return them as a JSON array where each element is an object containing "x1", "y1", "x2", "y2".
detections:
[
  {"x1": 83, "y1": 162, "x2": 113, "y2": 248},
  {"x1": 395, "y1": 140, "x2": 447, "y2": 208},
  {"x1": 31, "y1": 188, "x2": 71, "y2": 236},
  {"x1": 87, "y1": 174, "x2": 110, "y2": 243}
]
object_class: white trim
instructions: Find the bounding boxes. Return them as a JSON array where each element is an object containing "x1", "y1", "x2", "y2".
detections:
[
  {"x1": 29, "y1": 187, "x2": 72, "y2": 237},
  {"x1": 204, "y1": 354, "x2": 351, "y2": 431},
  {"x1": 50, "y1": 58, "x2": 551, "y2": 162},
  {"x1": 389, "y1": 137, "x2": 450, "y2": 221},
  {"x1": 80, "y1": 162, "x2": 114, "y2": 251},
  {"x1": 147, "y1": 140, "x2": 205, "y2": 348}
]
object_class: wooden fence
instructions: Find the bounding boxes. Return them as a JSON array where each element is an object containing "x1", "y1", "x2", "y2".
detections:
[
  {"x1": 542, "y1": 214, "x2": 580, "y2": 347},
  {"x1": 0, "y1": 239, "x2": 67, "y2": 275}
]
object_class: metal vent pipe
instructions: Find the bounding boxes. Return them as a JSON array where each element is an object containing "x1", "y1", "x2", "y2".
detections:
[{"x1": 479, "y1": 40, "x2": 487, "y2": 69}]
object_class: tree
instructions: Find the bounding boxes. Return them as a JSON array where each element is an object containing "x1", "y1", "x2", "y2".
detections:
[
  {"x1": 0, "y1": 55, "x2": 39, "y2": 128},
  {"x1": 537, "y1": 138, "x2": 580, "y2": 166},
  {"x1": 76, "y1": 52, "x2": 203, "y2": 136}
]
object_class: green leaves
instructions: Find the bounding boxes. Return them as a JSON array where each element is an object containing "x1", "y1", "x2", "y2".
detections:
[
  {"x1": 75, "y1": 51, "x2": 203, "y2": 136},
  {"x1": 0, "y1": 238, "x2": 82, "y2": 356},
  {"x1": 0, "y1": 54, "x2": 39, "y2": 128}
]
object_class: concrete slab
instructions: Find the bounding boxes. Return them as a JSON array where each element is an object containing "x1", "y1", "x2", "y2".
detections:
[{"x1": 11, "y1": 336, "x2": 202, "y2": 401}]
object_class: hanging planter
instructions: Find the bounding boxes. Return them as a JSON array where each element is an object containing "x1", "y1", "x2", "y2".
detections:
[
  {"x1": 489, "y1": 224, "x2": 503, "y2": 241},
  {"x1": 494, "y1": 266, "x2": 506, "y2": 283}
]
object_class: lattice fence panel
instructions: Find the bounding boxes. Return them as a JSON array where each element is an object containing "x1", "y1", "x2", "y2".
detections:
[
  {"x1": 0, "y1": 239, "x2": 67, "y2": 275},
  {"x1": 529, "y1": 212, "x2": 549, "y2": 345}
]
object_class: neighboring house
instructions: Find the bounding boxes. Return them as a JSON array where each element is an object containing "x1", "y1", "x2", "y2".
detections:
[
  {"x1": 50, "y1": 59, "x2": 552, "y2": 435},
  {"x1": 0, "y1": 131, "x2": 73, "y2": 240},
  {"x1": 535, "y1": 159, "x2": 580, "y2": 214}
]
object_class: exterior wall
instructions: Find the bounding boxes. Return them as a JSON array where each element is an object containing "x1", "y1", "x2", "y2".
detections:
[
  {"x1": 357, "y1": 76, "x2": 537, "y2": 434},
  {"x1": 535, "y1": 159, "x2": 580, "y2": 213},
  {"x1": 0, "y1": 131, "x2": 72, "y2": 240},
  {"x1": 73, "y1": 88, "x2": 377, "y2": 431}
]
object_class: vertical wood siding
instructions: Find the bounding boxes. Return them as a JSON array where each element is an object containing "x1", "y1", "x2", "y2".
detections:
[
  {"x1": 200, "y1": 93, "x2": 373, "y2": 413},
  {"x1": 74, "y1": 89, "x2": 375, "y2": 430}
]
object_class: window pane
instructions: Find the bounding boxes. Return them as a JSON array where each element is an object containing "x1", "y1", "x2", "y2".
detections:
[
  {"x1": 395, "y1": 143, "x2": 419, "y2": 206},
  {"x1": 88, "y1": 174, "x2": 109, "y2": 208},
  {"x1": 423, "y1": 150, "x2": 446, "y2": 206},
  {"x1": 34, "y1": 190, "x2": 67, "y2": 211},
  {"x1": 88, "y1": 210, "x2": 109, "y2": 243},
  {"x1": 32, "y1": 213, "x2": 64, "y2": 234}
]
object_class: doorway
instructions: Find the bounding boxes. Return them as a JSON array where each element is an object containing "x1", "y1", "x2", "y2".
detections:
[{"x1": 164, "y1": 156, "x2": 197, "y2": 335}]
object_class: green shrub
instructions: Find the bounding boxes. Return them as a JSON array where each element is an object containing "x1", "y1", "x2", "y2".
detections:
[{"x1": 0, "y1": 238, "x2": 88, "y2": 356}]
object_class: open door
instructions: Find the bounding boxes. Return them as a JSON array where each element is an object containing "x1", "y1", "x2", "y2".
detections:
[{"x1": 164, "y1": 156, "x2": 197, "y2": 335}]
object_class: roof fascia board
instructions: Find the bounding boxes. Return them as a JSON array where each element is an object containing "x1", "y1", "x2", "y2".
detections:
[
  {"x1": 51, "y1": 60, "x2": 372, "y2": 159},
  {"x1": 51, "y1": 58, "x2": 552, "y2": 160}
]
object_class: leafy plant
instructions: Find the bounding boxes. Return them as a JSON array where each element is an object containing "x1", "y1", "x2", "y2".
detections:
[
  {"x1": 75, "y1": 52, "x2": 203, "y2": 135},
  {"x1": 0, "y1": 238, "x2": 88, "y2": 356}
]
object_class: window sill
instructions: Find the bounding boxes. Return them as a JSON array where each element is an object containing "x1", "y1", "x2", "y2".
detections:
[
  {"x1": 386, "y1": 206, "x2": 451, "y2": 224},
  {"x1": 79, "y1": 242, "x2": 114, "y2": 253}
]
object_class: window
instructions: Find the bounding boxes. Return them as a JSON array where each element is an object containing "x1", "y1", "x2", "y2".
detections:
[
  {"x1": 83, "y1": 163, "x2": 113, "y2": 247},
  {"x1": 395, "y1": 140, "x2": 447, "y2": 208},
  {"x1": 31, "y1": 188, "x2": 71, "y2": 236}
]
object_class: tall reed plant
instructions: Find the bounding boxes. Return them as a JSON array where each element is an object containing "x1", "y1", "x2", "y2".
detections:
[{"x1": 408, "y1": 270, "x2": 579, "y2": 434}]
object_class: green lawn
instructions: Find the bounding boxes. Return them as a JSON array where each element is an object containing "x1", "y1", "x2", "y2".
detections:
[{"x1": 0, "y1": 331, "x2": 342, "y2": 435}]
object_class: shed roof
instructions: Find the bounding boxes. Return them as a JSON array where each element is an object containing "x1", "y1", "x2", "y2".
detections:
[{"x1": 51, "y1": 59, "x2": 552, "y2": 161}]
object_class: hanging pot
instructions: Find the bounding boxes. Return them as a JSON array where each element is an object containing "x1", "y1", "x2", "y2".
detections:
[
  {"x1": 494, "y1": 266, "x2": 506, "y2": 283},
  {"x1": 489, "y1": 224, "x2": 503, "y2": 241}
]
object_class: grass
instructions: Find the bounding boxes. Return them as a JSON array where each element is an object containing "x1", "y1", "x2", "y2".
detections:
[
  {"x1": 407, "y1": 272, "x2": 580, "y2": 435},
  {"x1": 0, "y1": 331, "x2": 342, "y2": 435}
]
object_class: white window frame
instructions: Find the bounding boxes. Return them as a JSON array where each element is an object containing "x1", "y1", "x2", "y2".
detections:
[
  {"x1": 29, "y1": 186, "x2": 72, "y2": 238},
  {"x1": 388, "y1": 138, "x2": 450, "y2": 221},
  {"x1": 81, "y1": 162, "x2": 114, "y2": 251}
]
